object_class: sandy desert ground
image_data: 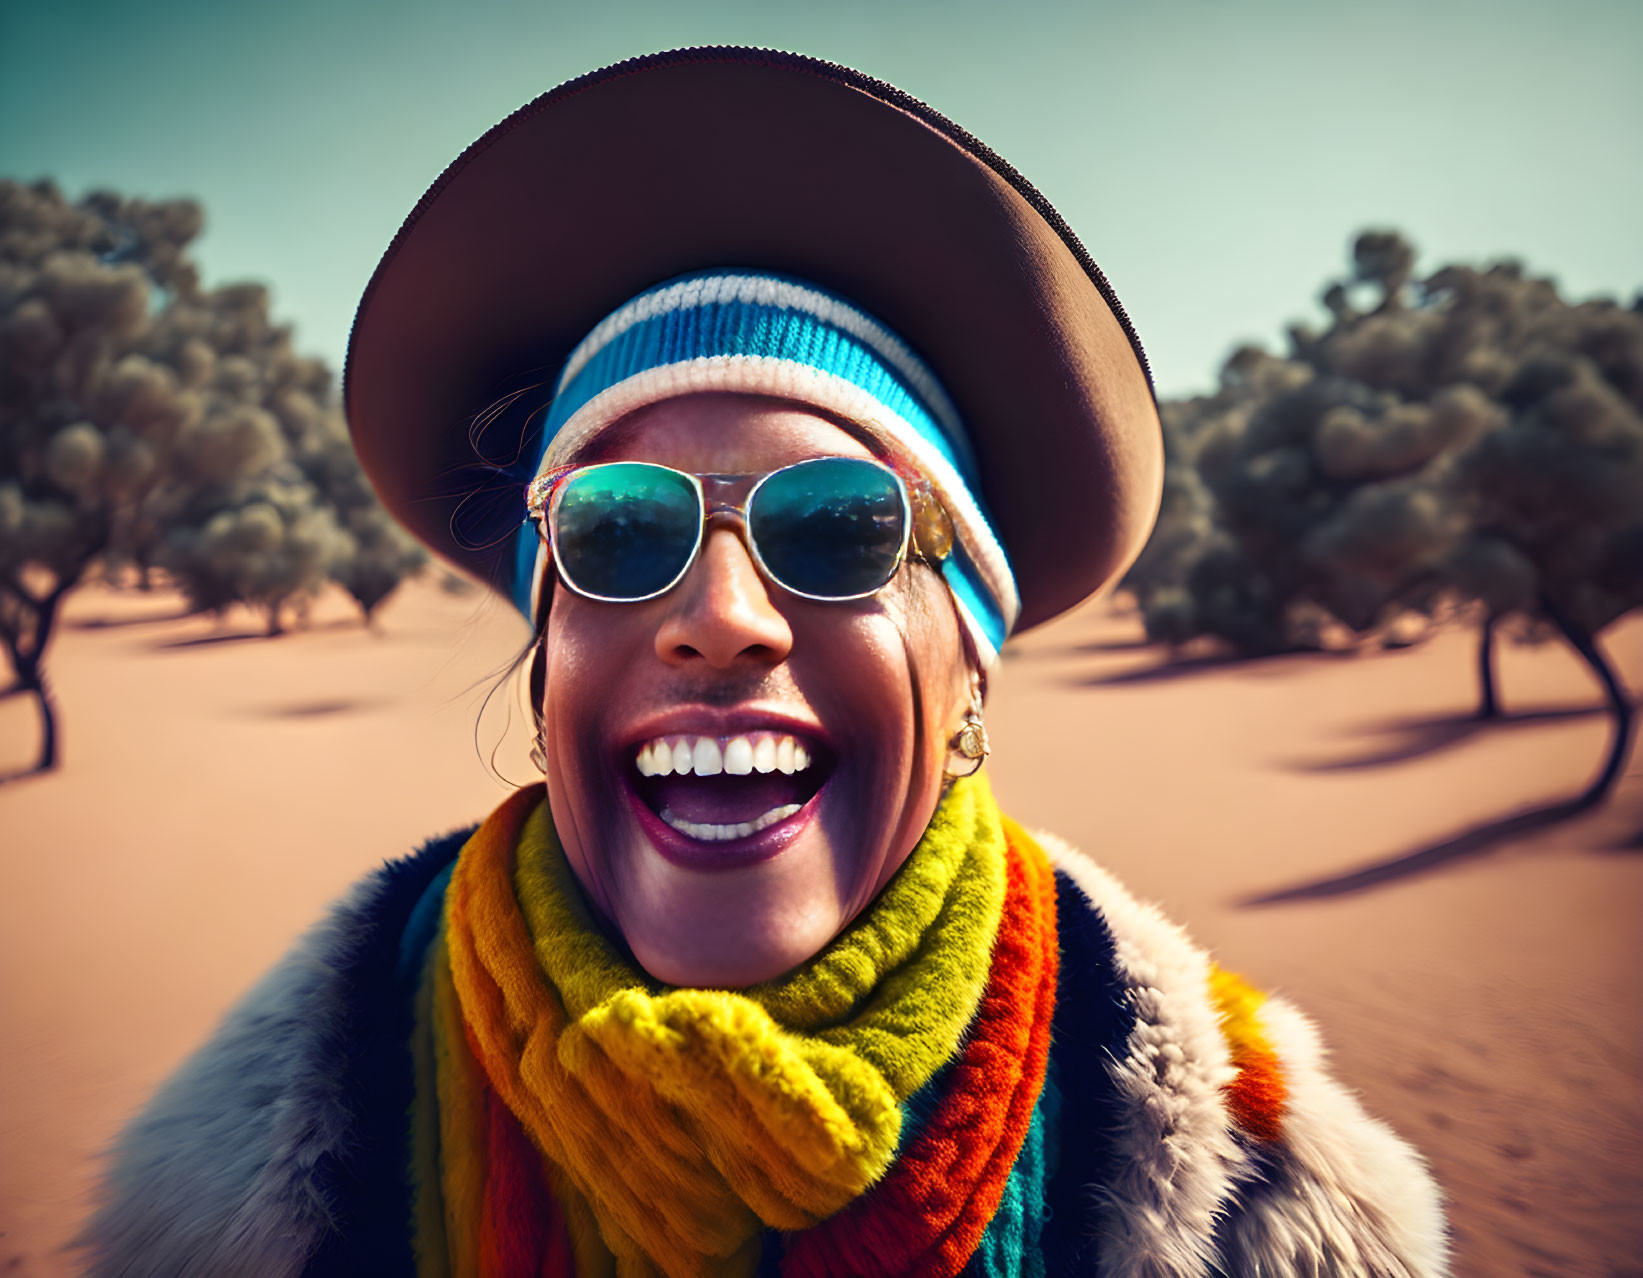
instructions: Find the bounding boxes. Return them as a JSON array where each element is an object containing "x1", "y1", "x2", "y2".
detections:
[{"x1": 1, "y1": 576, "x2": 1639, "y2": 1277}]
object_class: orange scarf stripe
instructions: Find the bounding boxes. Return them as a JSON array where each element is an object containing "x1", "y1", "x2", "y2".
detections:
[
  {"x1": 1208, "y1": 964, "x2": 1288, "y2": 1143},
  {"x1": 432, "y1": 932, "x2": 490, "y2": 1278},
  {"x1": 782, "y1": 820, "x2": 1059, "y2": 1278},
  {"x1": 542, "y1": 1162, "x2": 618, "y2": 1278}
]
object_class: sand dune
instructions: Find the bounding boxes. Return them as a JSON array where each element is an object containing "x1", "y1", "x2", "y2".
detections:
[{"x1": 2, "y1": 578, "x2": 1638, "y2": 1276}]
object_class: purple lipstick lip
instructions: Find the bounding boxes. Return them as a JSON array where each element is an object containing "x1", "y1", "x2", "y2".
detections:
[{"x1": 624, "y1": 776, "x2": 823, "y2": 871}]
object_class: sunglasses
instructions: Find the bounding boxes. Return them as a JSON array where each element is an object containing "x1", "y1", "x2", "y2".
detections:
[{"x1": 527, "y1": 456, "x2": 952, "y2": 604}]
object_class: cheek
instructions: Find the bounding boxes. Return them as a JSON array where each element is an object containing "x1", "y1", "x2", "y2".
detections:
[
  {"x1": 802, "y1": 611, "x2": 918, "y2": 753},
  {"x1": 836, "y1": 584, "x2": 967, "y2": 897},
  {"x1": 542, "y1": 594, "x2": 625, "y2": 693},
  {"x1": 537, "y1": 596, "x2": 649, "y2": 908},
  {"x1": 540, "y1": 602, "x2": 598, "y2": 755},
  {"x1": 540, "y1": 588, "x2": 662, "y2": 725}
]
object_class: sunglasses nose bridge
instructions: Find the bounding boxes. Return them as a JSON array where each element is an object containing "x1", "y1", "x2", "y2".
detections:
[
  {"x1": 699, "y1": 506, "x2": 769, "y2": 593},
  {"x1": 702, "y1": 498, "x2": 747, "y2": 530}
]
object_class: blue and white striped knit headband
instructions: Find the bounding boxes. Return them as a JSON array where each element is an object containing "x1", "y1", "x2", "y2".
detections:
[{"x1": 513, "y1": 269, "x2": 1020, "y2": 663}]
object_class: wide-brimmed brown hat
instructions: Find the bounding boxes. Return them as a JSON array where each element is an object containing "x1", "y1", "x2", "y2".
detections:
[{"x1": 344, "y1": 46, "x2": 1162, "y2": 634}]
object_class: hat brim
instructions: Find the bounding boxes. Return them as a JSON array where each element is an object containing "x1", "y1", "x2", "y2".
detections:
[{"x1": 344, "y1": 47, "x2": 1163, "y2": 633}]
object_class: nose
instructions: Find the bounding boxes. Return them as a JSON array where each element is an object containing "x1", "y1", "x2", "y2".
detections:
[{"x1": 653, "y1": 526, "x2": 794, "y2": 669}]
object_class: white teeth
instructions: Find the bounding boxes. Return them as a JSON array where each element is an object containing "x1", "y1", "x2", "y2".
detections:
[
  {"x1": 692, "y1": 738, "x2": 723, "y2": 776},
  {"x1": 723, "y1": 736, "x2": 754, "y2": 775},
  {"x1": 659, "y1": 803, "x2": 803, "y2": 841},
  {"x1": 636, "y1": 733, "x2": 816, "y2": 778}
]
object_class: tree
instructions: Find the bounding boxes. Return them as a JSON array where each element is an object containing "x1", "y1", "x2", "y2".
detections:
[
  {"x1": 297, "y1": 432, "x2": 427, "y2": 626},
  {"x1": 0, "y1": 179, "x2": 424, "y2": 776},
  {"x1": 156, "y1": 278, "x2": 425, "y2": 626},
  {"x1": 1, "y1": 181, "x2": 208, "y2": 773},
  {"x1": 159, "y1": 473, "x2": 353, "y2": 635},
  {"x1": 1124, "y1": 231, "x2": 1643, "y2": 806}
]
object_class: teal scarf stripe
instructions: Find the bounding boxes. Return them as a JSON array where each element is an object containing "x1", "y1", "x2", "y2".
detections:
[{"x1": 964, "y1": 1059, "x2": 1061, "y2": 1278}]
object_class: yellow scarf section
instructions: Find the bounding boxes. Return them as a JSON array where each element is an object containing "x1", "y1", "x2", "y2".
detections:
[{"x1": 429, "y1": 774, "x2": 1007, "y2": 1278}]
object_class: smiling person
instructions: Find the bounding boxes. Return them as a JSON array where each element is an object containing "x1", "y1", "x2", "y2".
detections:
[{"x1": 82, "y1": 49, "x2": 1448, "y2": 1278}]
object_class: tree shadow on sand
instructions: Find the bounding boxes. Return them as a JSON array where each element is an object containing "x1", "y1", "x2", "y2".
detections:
[
  {"x1": 152, "y1": 631, "x2": 279, "y2": 651},
  {"x1": 249, "y1": 697, "x2": 382, "y2": 718},
  {"x1": 1242, "y1": 774, "x2": 1643, "y2": 906},
  {"x1": 1247, "y1": 659, "x2": 1640, "y2": 902},
  {"x1": 150, "y1": 618, "x2": 361, "y2": 651},
  {"x1": 1047, "y1": 635, "x2": 1159, "y2": 658},
  {"x1": 1062, "y1": 647, "x2": 1352, "y2": 689},
  {"x1": 66, "y1": 608, "x2": 195, "y2": 630},
  {"x1": 1287, "y1": 702, "x2": 1611, "y2": 772}
]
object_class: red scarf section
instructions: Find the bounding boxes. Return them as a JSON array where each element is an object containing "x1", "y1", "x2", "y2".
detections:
[
  {"x1": 780, "y1": 817, "x2": 1059, "y2": 1277},
  {"x1": 478, "y1": 1085, "x2": 575, "y2": 1275}
]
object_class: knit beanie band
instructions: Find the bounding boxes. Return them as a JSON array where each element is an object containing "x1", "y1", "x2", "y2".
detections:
[{"x1": 514, "y1": 270, "x2": 1020, "y2": 661}]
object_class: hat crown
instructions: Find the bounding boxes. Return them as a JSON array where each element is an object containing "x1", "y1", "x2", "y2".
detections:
[{"x1": 345, "y1": 46, "x2": 1163, "y2": 635}]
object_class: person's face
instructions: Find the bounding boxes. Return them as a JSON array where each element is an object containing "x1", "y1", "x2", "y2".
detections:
[{"x1": 538, "y1": 393, "x2": 973, "y2": 987}]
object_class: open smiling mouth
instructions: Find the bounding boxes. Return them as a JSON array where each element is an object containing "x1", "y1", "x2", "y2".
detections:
[{"x1": 630, "y1": 731, "x2": 831, "y2": 844}]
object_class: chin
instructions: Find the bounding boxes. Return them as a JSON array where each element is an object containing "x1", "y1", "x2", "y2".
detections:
[
  {"x1": 628, "y1": 915, "x2": 834, "y2": 989},
  {"x1": 557, "y1": 738, "x2": 929, "y2": 988},
  {"x1": 598, "y1": 790, "x2": 872, "y2": 989}
]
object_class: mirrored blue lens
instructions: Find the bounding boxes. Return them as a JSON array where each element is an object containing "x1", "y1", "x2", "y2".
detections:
[
  {"x1": 749, "y1": 458, "x2": 907, "y2": 598},
  {"x1": 553, "y1": 463, "x2": 700, "y2": 598}
]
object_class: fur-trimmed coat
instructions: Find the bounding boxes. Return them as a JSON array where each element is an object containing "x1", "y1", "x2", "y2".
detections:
[{"x1": 79, "y1": 827, "x2": 1449, "y2": 1277}]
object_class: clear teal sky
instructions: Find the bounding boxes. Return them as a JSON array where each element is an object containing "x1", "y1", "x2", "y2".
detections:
[{"x1": 3, "y1": 0, "x2": 1639, "y2": 397}]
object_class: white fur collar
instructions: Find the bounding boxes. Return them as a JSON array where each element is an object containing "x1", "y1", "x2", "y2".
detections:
[
  {"x1": 1041, "y1": 832, "x2": 1449, "y2": 1277},
  {"x1": 1039, "y1": 831, "x2": 1249, "y2": 1277}
]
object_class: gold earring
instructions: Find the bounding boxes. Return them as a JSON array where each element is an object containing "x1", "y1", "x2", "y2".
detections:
[{"x1": 943, "y1": 677, "x2": 989, "y2": 779}]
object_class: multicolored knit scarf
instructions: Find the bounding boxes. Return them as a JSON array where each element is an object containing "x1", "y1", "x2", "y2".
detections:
[{"x1": 408, "y1": 774, "x2": 1059, "y2": 1277}]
